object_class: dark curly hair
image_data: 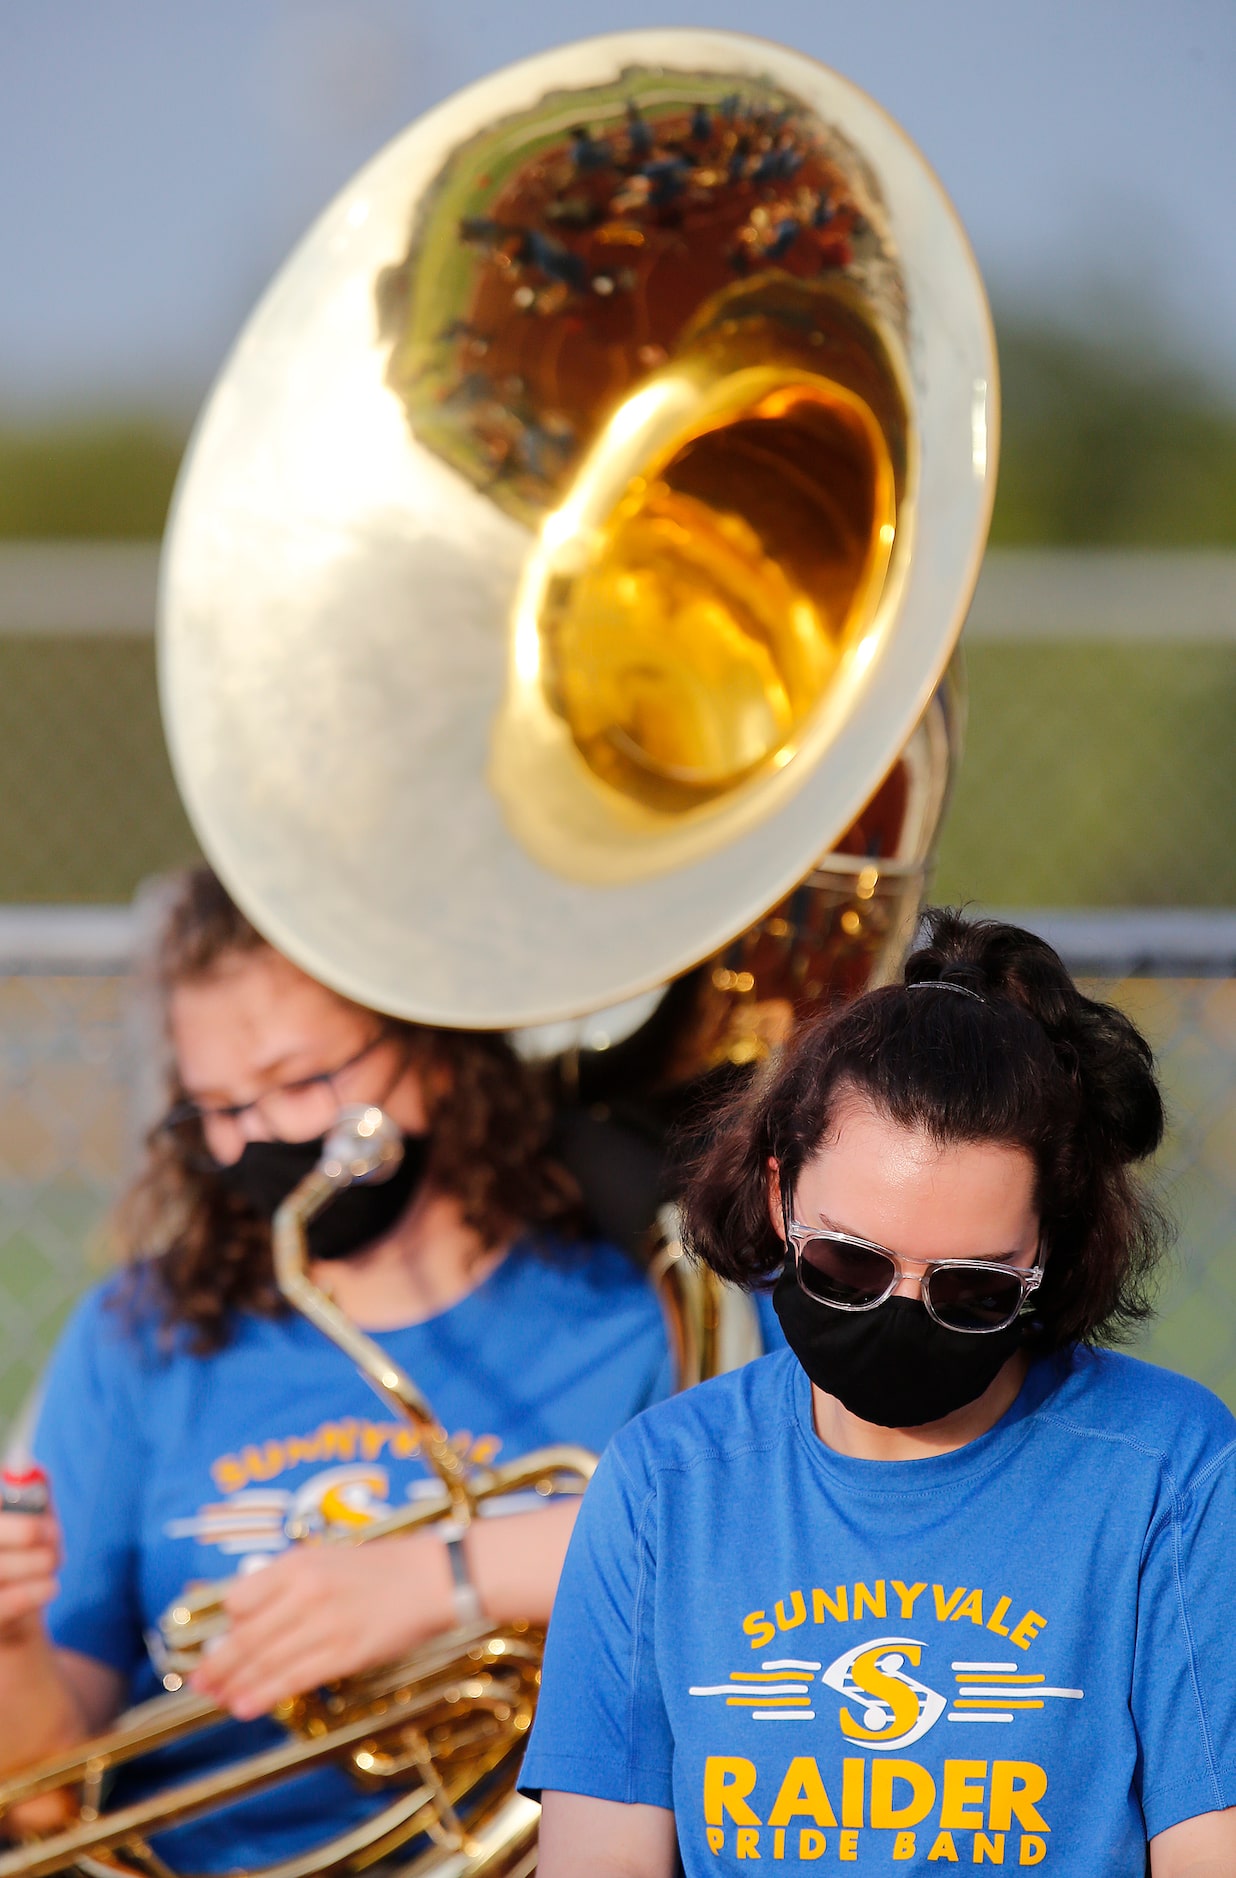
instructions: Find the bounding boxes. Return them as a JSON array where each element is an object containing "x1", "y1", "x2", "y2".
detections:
[
  {"x1": 115, "y1": 866, "x2": 582, "y2": 1351},
  {"x1": 682, "y1": 908, "x2": 1170, "y2": 1351}
]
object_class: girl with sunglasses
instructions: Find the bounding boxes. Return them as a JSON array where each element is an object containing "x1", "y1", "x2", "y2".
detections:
[
  {"x1": 526, "y1": 910, "x2": 1236, "y2": 1876},
  {"x1": 0, "y1": 865, "x2": 771, "y2": 1868}
]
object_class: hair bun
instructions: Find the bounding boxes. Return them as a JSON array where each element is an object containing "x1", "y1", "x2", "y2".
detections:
[{"x1": 908, "y1": 909, "x2": 1164, "y2": 1164}]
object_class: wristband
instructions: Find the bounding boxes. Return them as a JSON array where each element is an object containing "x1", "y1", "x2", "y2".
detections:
[{"x1": 441, "y1": 1525, "x2": 482, "y2": 1627}]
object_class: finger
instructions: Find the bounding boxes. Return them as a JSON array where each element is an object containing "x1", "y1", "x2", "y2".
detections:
[
  {"x1": 0, "y1": 1545, "x2": 59, "y2": 1583},
  {"x1": 217, "y1": 1579, "x2": 320, "y2": 1667},
  {"x1": 222, "y1": 1556, "x2": 302, "y2": 1619},
  {"x1": 194, "y1": 1594, "x2": 324, "y2": 1696},
  {"x1": 5, "y1": 1790, "x2": 79, "y2": 1839},
  {"x1": 0, "y1": 1513, "x2": 60, "y2": 1552},
  {"x1": 216, "y1": 1636, "x2": 352, "y2": 1722},
  {"x1": 193, "y1": 1613, "x2": 331, "y2": 1718},
  {"x1": 0, "y1": 1577, "x2": 58, "y2": 1626}
]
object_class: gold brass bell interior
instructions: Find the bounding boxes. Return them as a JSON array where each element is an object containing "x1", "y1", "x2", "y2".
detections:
[
  {"x1": 535, "y1": 367, "x2": 897, "y2": 795},
  {"x1": 385, "y1": 70, "x2": 918, "y2": 886},
  {"x1": 501, "y1": 299, "x2": 907, "y2": 876}
]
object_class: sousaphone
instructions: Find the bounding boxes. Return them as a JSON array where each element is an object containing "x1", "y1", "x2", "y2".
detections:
[
  {"x1": 0, "y1": 29, "x2": 997, "y2": 1874},
  {"x1": 157, "y1": 26, "x2": 995, "y2": 1038}
]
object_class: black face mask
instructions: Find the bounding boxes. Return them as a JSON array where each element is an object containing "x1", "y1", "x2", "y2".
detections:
[
  {"x1": 772, "y1": 1259, "x2": 1025, "y2": 1429},
  {"x1": 217, "y1": 1132, "x2": 431, "y2": 1263}
]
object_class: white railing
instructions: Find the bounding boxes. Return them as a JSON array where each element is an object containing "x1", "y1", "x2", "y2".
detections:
[
  {"x1": 4, "y1": 903, "x2": 1236, "y2": 979},
  {"x1": 1, "y1": 543, "x2": 1234, "y2": 641}
]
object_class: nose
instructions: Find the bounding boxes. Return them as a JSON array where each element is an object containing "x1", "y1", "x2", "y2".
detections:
[
  {"x1": 891, "y1": 1266, "x2": 925, "y2": 1302},
  {"x1": 235, "y1": 1104, "x2": 276, "y2": 1142},
  {"x1": 202, "y1": 1103, "x2": 273, "y2": 1167}
]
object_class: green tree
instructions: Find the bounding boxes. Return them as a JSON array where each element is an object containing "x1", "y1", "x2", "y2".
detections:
[
  {"x1": 990, "y1": 317, "x2": 1236, "y2": 545},
  {"x1": 0, "y1": 421, "x2": 185, "y2": 539}
]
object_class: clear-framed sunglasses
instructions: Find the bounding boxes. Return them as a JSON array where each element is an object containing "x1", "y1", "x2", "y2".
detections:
[{"x1": 782, "y1": 1201, "x2": 1044, "y2": 1335}]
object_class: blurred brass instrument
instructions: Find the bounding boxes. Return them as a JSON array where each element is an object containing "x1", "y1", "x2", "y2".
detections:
[
  {"x1": 0, "y1": 26, "x2": 997, "y2": 1874},
  {"x1": 0, "y1": 1107, "x2": 598, "y2": 1876},
  {"x1": 0, "y1": 1109, "x2": 739, "y2": 1874}
]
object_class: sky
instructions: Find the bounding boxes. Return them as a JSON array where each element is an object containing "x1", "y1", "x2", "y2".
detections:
[{"x1": 2, "y1": 0, "x2": 1235, "y2": 417}]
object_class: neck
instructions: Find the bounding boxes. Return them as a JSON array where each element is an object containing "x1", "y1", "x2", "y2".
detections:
[
  {"x1": 810, "y1": 1350, "x2": 1031, "y2": 1462},
  {"x1": 308, "y1": 1186, "x2": 510, "y2": 1330}
]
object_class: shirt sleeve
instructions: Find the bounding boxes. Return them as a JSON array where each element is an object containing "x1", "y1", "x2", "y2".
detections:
[
  {"x1": 1133, "y1": 1438, "x2": 1236, "y2": 1839},
  {"x1": 31, "y1": 1286, "x2": 150, "y2": 1679},
  {"x1": 519, "y1": 1428, "x2": 674, "y2": 1809}
]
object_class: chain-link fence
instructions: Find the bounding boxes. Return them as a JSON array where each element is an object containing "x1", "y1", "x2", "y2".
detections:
[
  {"x1": 0, "y1": 545, "x2": 1234, "y2": 1434},
  {"x1": 1117, "y1": 976, "x2": 1236, "y2": 1406},
  {"x1": 0, "y1": 914, "x2": 1234, "y2": 1440},
  {"x1": 0, "y1": 955, "x2": 133, "y2": 1439},
  {"x1": 1, "y1": 546, "x2": 1235, "y2": 905}
]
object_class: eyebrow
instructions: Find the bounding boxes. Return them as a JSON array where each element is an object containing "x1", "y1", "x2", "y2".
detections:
[{"x1": 180, "y1": 1048, "x2": 331, "y2": 1105}]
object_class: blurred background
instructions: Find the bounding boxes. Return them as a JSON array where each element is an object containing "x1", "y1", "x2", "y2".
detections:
[{"x1": 1, "y1": 0, "x2": 1234, "y2": 1434}]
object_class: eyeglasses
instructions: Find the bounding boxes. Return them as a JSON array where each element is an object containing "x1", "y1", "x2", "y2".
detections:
[
  {"x1": 161, "y1": 1031, "x2": 394, "y2": 1154},
  {"x1": 782, "y1": 1207, "x2": 1044, "y2": 1335}
]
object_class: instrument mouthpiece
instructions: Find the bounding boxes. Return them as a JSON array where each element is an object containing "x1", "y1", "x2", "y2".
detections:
[{"x1": 320, "y1": 1105, "x2": 404, "y2": 1184}]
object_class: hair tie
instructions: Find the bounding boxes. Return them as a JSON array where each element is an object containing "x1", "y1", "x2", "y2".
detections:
[{"x1": 906, "y1": 979, "x2": 986, "y2": 1005}]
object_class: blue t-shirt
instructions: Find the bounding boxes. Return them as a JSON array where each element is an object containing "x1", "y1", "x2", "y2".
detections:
[
  {"x1": 33, "y1": 1236, "x2": 744, "y2": 1872},
  {"x1": 522, "y1": 1344, "x2": 1236, "y2": 1874}
]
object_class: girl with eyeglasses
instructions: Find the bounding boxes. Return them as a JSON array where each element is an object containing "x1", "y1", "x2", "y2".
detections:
[
  {"x1": 525, "y1": 910, "x2": 1236, "y2": 1877},
  {"x1": 0, "y1": 865, "x2": 777, "y2": 1869}
]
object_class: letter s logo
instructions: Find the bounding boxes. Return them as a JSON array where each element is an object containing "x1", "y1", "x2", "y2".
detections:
[
  {"x1": 821, "y1": 1637, "x2": 946, "y2": 1749},
  {"x1": 743, "y1": 1609, "x2": 777, "y2": 1651}
]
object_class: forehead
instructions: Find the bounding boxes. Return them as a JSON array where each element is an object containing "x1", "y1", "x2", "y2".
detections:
[
  {"x1": 793, "y1": 1089, "x2": 1038, "y2": 1256},
  {"x1": 169, "y1": 947, "x2": 366, "y2": 1092}
]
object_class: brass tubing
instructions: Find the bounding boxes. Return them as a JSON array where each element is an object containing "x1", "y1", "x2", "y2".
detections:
[
  {"x1": 272, "y1": 1165, "x2": 474, "y2": 1522},
  {"x1": 393, "y1": 1793, "x2": 542, "y2": 1878},
  {"x1": 0, "y1": 1693, "x2": 222, "y2": 1813},
  {"x1": 0, "y1": 1661, "x2": 534, "y2": 1878},
  {"x1": 0, "y1": 1695, "x2": 437, "y2": 1878},
  {"x1": 201, "y1": 1785, "x2": 444, "y2": 1878}
]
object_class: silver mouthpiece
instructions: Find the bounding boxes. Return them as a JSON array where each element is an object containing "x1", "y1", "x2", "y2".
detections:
[{"x1": 320, "y1": 1105, "x2": 404, "y2": 1185}]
